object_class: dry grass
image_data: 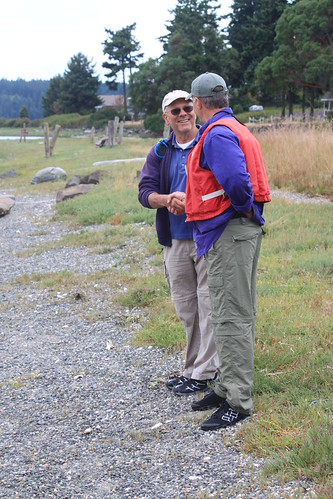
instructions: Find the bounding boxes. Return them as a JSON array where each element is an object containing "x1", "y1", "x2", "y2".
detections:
[{"x1": 253, "y1": 123, "x2": 333, "y2": 199}]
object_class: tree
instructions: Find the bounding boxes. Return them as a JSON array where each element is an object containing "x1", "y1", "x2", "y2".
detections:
[
  {"x1": 129, "y1": 0, "x2": 226, "y2": 119},
  {"x1": 0, "y1": 79, "x2": 49, "y2": 119},
  {"x1": 255, "y1": 0, "x2": 333, "y2": 116},
  {"x1": 102, "y1": 24, "x2": 143, "y2": 115},
  {"x1": 158, "y1": 0, "x2": 226, "y2": 90},
  {"x1": 227, "y1": 0, "x2": 287, "y2": 98},
  {"x1": 19, "y1": 105, "x2": 29, "y2": 119},
  {"x1": 42, "y1": 75, "x2": 64, "y2": 116},
  {"x1": 60, "y1": 53, "x2": 101, "y2": 115},
  {"x1": 128, "y1": 58, "x2": 162, "y2": 116}
]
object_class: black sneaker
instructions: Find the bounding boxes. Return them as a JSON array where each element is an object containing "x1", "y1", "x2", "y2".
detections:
[
  {"x1": 200, "y1": 402, "x2": 249, "y2": 431},
  {"x1": 165, "y1": 375, "x2": 188, "y2": 390},
  {"x1": 191, "y1": 390, "x2": 225, "y2": 411},
  {"x1": 173, "y1": 378, "x2": 209, "y2": 396}
]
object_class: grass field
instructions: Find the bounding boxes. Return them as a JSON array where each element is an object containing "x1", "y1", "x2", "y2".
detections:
[{"x1": 1, "y1": 123, "x2": 332, "y2": 495}]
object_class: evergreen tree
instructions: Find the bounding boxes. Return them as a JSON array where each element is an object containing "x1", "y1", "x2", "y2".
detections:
[
  {"x1": 102, "y1": 23, "x2": 143, "y2": 115},
  {"x1": 128, "y1": 58, "x2": 162, "y2": 116},
  {"x1": 227, "y1": 0, "x2": 287, "y2": 98},
  {"x1": 129, "y1": 0, "x2": 226, "y2": 118},
  {"x1": 42, "y1": 75, "x2": 64, "y2": 116},
  {"x1": 255, "y1": 0, "x2": 333, "y2": 116},
  {"x1": 0, "y1": 79, "x2": 49, "y2": 119},
  {"x1": 19, "y1": 105, "x2": 29, "y2": 119},
  {"x1": 60, "y1": 53, "x2": 101, "y2": 115}
]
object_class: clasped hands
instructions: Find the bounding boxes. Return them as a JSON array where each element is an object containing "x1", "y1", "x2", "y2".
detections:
[{"x1": 167, "y1": 191, "x2": 186, "y2": 215}]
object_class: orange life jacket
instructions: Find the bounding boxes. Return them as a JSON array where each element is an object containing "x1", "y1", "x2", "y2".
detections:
[{"x1": 185, "y1": 118, "x2": 271, "y2": 222}]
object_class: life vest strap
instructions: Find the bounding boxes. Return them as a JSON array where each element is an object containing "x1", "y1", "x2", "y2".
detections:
[{"x1": 202, "y1": 188, "x2": 225, "y2": 202}]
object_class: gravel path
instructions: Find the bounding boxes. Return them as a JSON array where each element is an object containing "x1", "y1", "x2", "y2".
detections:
[{"x1": 0, "y1": 192, "x2": 318, "y2": 498}]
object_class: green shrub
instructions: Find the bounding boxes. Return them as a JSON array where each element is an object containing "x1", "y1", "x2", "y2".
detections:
[
  {"x1": 144, "y1": 112, "x2": 164, "y2": 135},
  {"x1": 86, "y1": 107, "x2": 125, "y2": 129}
]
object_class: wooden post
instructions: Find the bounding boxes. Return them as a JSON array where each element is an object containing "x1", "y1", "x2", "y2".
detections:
[
  {"x1": 90, "y1": 127, "x2": 95, "y2": 143},
  {"x1": 50, "y1": 124, "x2": 61, "y2": 156},
  {"x1": 20, "y1": 123, "x2": 28, "y2": 142},
  {"x1": 117, "y1": 121, "x2": 123, "y2": 144},
  {"x1": 44, "y1": 123, "x2": 50, "y2": 158},
  {"x1": 108, "y1": 120, "x2": 115, "y2": 147},
  {"x1": 113, "y1": 116, "x2": 119, "y2": 146}
]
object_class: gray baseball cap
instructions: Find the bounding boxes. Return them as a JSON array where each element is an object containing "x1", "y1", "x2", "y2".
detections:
[{"x1": 186, "y1": 72, "x2": 227, "y2": 99}]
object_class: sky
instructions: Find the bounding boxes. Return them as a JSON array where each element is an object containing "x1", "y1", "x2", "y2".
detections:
[{"x1": 1, "y1": 0, "x2": 231, "y2": 82}]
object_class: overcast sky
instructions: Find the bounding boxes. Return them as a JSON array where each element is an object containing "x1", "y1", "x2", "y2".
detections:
[{"x1": 1, "y1": 0, "x2": 231, "y2": 82}]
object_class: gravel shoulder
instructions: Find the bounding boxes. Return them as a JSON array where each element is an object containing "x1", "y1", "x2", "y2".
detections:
[{"x1": 0, "y1": 192, "x2": 319, "y2": 498}]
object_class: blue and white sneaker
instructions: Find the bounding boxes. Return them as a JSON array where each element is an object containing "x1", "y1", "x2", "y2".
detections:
[
  {"x1": 173, "y1": 378, "x2": 209, "y2": 396},
  {"x1": 165, "y1": 375, "x2": 189, "y2": 390}
]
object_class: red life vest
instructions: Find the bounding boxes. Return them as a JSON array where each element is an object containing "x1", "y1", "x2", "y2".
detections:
[{"x1": 185, "y1": 118, "x2": 271, "y2": 222}]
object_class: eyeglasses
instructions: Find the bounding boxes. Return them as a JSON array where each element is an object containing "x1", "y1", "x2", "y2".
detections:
[{"x1": 168, "y1": 105, "x2": 194, "y2": 116}]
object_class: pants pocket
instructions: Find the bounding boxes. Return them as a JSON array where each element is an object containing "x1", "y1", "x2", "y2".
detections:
[{"x1": 232, "y1": 232, "x2": 259, "y2": 266}]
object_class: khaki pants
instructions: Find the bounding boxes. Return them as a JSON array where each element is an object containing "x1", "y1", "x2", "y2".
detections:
[
  {"x1": 205, "y1": 218, "x2": 263, "y2": 414},
  {"x1": 164, "y1": 239, "x2": 219, "y2": 380}
]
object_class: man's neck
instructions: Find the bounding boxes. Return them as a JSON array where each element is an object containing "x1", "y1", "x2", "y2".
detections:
[{"x1": 175, "y1": 128, "x2": 197, "y2": 144}]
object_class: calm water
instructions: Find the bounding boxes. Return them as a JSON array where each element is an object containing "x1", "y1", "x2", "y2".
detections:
[{"x1": 0, "y1": 136, "x2": 43, "y2": 140}]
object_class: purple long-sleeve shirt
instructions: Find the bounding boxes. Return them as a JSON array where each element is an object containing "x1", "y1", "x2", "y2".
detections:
[{"x1": 190, "y1": 108, "x2": 265, "y2": 258}]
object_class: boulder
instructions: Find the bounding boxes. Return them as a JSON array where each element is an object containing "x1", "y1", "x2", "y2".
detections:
[
  {"x1": 31, "y1": 167, "x2": 67, "y2": 184},
  {"x1": 0, "y1": 196, "x2": 16, "y2": 217},
  {"x1": 56, "y1": 184, "x2": 96, "y2": 203}
]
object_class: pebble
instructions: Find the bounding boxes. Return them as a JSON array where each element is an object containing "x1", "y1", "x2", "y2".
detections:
[{"x1": 0, "y1": 193, "x2": 318, "y2": 498}]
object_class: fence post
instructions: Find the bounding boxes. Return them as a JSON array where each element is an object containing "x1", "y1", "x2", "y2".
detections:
[
  {"x1": 50, "y1": 124, "x2": 61, "y2": 156},
  {"x1": 108, "y1": 120, "x2": 115, "y2": 147},
  {"x1": 44, "y1": 123, "x2": 50, "y2": 158},
  {"x1": 117, "y1": 121, "x2": 123, "y2": 144}
]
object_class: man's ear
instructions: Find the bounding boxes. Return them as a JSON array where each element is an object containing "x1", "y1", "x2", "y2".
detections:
[
  {"x1": 163, "y1": 113, "x2": 171, "y2": 126},
  {"x1": 195, "y1": 98, "x2": 203, "y2": 110}
]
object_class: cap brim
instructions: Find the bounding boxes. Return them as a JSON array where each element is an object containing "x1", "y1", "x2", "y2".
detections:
[{"x1": 185, "y1": 93, "x2": 193, "y2": 101}]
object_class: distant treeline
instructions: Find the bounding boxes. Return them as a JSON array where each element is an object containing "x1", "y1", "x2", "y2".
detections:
[{"x1": 0, "y1": 79, "x2": 120, "y2": 119}]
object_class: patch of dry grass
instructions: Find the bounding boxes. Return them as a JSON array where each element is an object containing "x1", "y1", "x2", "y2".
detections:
[{"x1": 254, "y1": 123, "x2": 333, "y2": 199}]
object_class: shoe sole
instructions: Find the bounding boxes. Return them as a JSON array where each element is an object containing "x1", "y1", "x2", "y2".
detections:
[
  {"x1": 201, "y1": 415, "x2": 250, "y2": 431},
  {"x1": 173, "y1": 386, "x2": 208, "y2": 396},
  {"x1": 191, "y1": 402, "x2": 222, "y2": 412}
]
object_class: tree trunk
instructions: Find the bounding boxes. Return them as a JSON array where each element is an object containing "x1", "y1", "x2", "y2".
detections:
[
  {"x1": 288, "y1": 89, "x2": 293, "y2": 117},
  {"x1": 122, "y1": 70, "x2": 128, "y2": 116},
  {"x1": 281, "y1": 90, "x2": 285, "y2": 118},
  {"x1": 310, "y1": 88, "x2": 315, "y2": 119},
  {"x1": 302, "y1": 87, "x2": 306, "y2": 121}
]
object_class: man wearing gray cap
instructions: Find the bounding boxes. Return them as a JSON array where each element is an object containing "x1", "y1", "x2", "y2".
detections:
[
  {"x1": 169, "y1": 73, "x2": 270, "y2": 429},
  {"x1": 138, "y1": 90, "x2": 219, "y2": 396}
]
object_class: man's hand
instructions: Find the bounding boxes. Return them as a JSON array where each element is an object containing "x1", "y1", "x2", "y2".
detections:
[{"x1": 167, "y1": 191, "x2": 186, "y2": 215}]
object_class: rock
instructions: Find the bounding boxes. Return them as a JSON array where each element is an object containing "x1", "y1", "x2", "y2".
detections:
[
  {"x1": 65, "y1": 170, "x2": 109, "y2": 188},
  {"x1": 0, "y1": 169, "x2": 17, "y2": 179},
  {"x1": 80, "y1": 170, "x2": 109, "y2": 184},
  {"x1": 56, "y1": 184, "x2": 96, "y2": 203},
  {"x1": 0, "y1": 196, "x2": 16, "y2": 217},
  {"x1": 31, "y1": 167, "x2": 67, "y2": 184},
  {"x1": 65, "y1": 175, "x2": 82, "y2": 188}
]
